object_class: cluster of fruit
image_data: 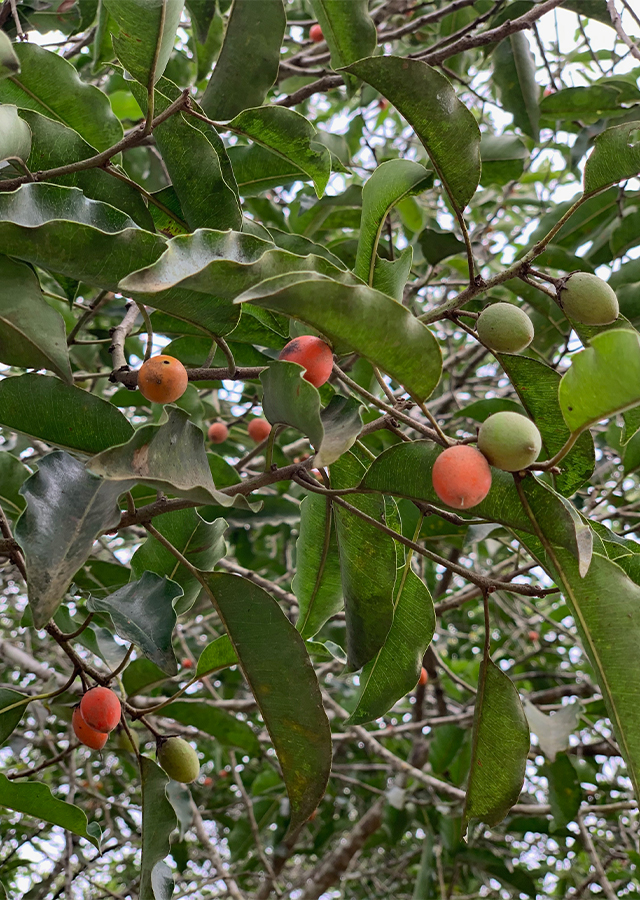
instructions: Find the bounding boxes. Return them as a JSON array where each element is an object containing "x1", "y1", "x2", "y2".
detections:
[{"x1": 72, "y1": 686, "x2": 200, "y2": 783}]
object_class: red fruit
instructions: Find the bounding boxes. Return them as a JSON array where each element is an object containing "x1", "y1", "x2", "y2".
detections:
[
  {"x1": 278, "y1": 336, "x2": 333, "y2": 388},
  {"x1": 528, "y1": 630, "x2": 540, "y2": 641},
  {"x1": 431, "y1": 445, "x2": 492, "y2": 510},
  {"x1": 379, "y1": 98, "x2": 389, "y2": 111},
  {"x1": 208, "y1": 422, "x2": 229, "y2": 444},
  {"x1": 310, "y1": 23, "x2": 323, "y2": 42},
  {"x1": 137, "y1": 355, "x2": 189, "y2": 404},
  {"x1": 182, "y1": 658, "x2": 194, "y2": 669},
  {"x1": 80, "y1": 686, "x2": 121, "y2": 733},
  {"x1": 248, "y1": 417, "x2": 272, "y2": 443},
  {"x1": 418, "y1": 667, "x2": 428, "y2": 687},
  {"x1": 203, "y1": 776, "x2": 213, "y2": 787},
  {"x1": 72, "y1": 707, "x2": 108, "y2": 751}
]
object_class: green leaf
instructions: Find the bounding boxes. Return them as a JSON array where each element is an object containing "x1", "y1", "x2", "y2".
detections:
[
  {"x1": 132, "y1": 512, "x2": 227, "y2": 614},
  {"x1": 418, "y1": 226, "x2": 466, "y2": 265},
  {"x1": 261, "y1": 362, "x2": 363, "y2": 467},
  {"x1": 0, "y1": 774, "x2": 100, "y2": 849},
  {"x1": 139, "y1": 757, "x2": 177, "y2": 900},
  {"x1": 201, "y1": 0, "x2": 286, "y2": 120},
  {"x1": 226, "y1": 106, "x2": 331, "y2": 198},
  {"x1": 347, "y1": 569, "x2": 435, "y2": 725},
  {"x1": 343, "y1": 57, "x2": 481, "y2": 211},
  {"x1": 104, "y1": 0, "x2": 184, "y2": 87},
  {"x1": 294, "y1": 493, "x2": 343, "y2": 639},
  {"x1": 123, "y1": 658, "x2": 168, "y2": 698},
  {"x1": 87, "y1": 572, "x2": 182, "y2": 675},
  {"x1": 0, "y1": 689, "x2": 28, "y2": 746},
  {"x1": 541, "y1": 83, "x2": 640, "y2": 119},
  {"x1": 0, "y1": 452, "x2": 30, "y2": 519},
  {"x1": 373, "y1": 246, "x2": 414, "y2": 302},
  {"x1": 584, "y1": 122, "x2": 640, "y2": 193},
  {"x1": 331, "y1": 452, "x2": 395, "y2": 670},
  {"x1": 522, "y1": 699, "x2": 580, "y2": 761},
  {"x1": 0, "y1": 43, "x2": 122, "y2": 152},
  {"x1": 227, "y1": 144, "x2": 305, "y2": 196},
  {"x1": 492, "y1": 31, "x2": 540, "y2": 140},
  {"x1": 545, "y1": 753, "x2": 582, "y2": 830},
  {"x1": 202, "y1": 572, "x2": 332, "y2": 832},
  {"x1": 497, "y1": 354, "x2": 595, "y2": 496},
  {"x1": 163, "y1": 701, "x2": 261, "y2": 755},
  {"x1": 309, "y1": 0, "x2": 376, "y2": 70},
  {"x1": 0, "y1": 255, "x2": 71, "y2": 383},
  {"x1": 239, "y1": 275, "x2": 442, "y2": 402},
  {"x1": 15, "y1": 451, "x2": 129, "y2": 628},
  {"x1": 480, "y1": 134, "x2": 529, "y2": 186},
  {"x1": 0, "y1": 374, "x2": 134, "y2": 455},
  {"x1": 355, "y1": 159, "x2": 431, "y2": 286},
  {"x1": 463, "y1": 660, "x2": 530, "y2": 828},
  {"x1": 196, "y1": 634, "x2": 237, "y2": 676},
  {"x1": 559, "y1": 329, "x2": 640, "y2": 433},
  {"x1": 0, "y1": 32, "x2": 20, "y2": 80}
]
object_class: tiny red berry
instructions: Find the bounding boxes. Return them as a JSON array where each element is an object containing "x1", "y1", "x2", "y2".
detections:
[
  {"x1": 310, "y1": 23, "x2": 323, "y2": 42},
  {"x1": 418, "y1": 667, "x2": 428, "y2": 687},
  {"x1": 182, "y1": 658, "x2": 194, "y2": 669}
]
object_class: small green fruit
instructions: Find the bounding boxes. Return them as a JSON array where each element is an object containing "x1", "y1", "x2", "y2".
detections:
[
  {"x1": 477, "y1": 411, "x2": 542, "y2": 472},
  {"x1": 558, "y1": 272, "x2": 619, "y2": 325},
  {"x1": 0, "y1": 105, "x2": 31, "y2": 163},
  {"x1": 476, "y1": 302, "x2": 534, "y2": 353},
  {"x1": 157, "y1": 736, "x2": 200, "y2": 783}
]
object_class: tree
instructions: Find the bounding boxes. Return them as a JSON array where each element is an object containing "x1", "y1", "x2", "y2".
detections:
[{"x1": 1, "y1": 0, "x2": 640, "y2": 897}]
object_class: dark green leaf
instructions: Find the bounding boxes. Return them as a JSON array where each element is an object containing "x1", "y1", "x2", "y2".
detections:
[
  {"x1": 294, "y1": 493, "x2": 343, "y2": 639},
  {"x1": 480, "y1": 133, "x2": 528, "y2": 185},
  {"x1": 163, "y1": 701, "x2": 261, "y2": 755},
  {"x1": 0, "y1": 689, "x2": 28, "y2": 746},
  {"x1": 492, "y1": 32, "x2": 540, "y2": 140},
  {"x1": 309, "y1": 0, "x2": 376, "y2": 70},
  {"x1": 104, "y1": 0, "x2": 184, "y2": 87},
  {"x1": 0, "y1": 452, "x2": 30, "y2": 519},
  {"x1": 584, "y1": 122, "x2": 640, "y2": 193},
  {"x1": 196, "y1": 635, "x2": 237, "y2": 676},
  {"x1": 418, "y1": 226, "x2": 466, "y2": 265},
  {"x1": 228, "y1": 144, "x2": 305, "y2": 196},
  {"x1": 139, "y1": 757, "x2": 177, "y2": 900},
  {"x1": 123, "y1": 658, "x2": 169, "y2": 698}
]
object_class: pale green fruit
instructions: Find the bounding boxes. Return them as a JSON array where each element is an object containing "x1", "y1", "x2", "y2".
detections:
[
  {"x1": 158, "y1": 737, "x2": 200, "y2": 783},
  {"x1": 558, "y1": 272, "x2": 618, "y2": 325},
  {"x1": 0, "y1": 105, "x2": 31, "y2": 163},
  {"x1": 0, "y1": 32, "x2": 20, "y2": 80},
  {"x1": 476, "y1": 302, "x2": 534, "y2": 353},
  {"x1": 478, "y1": 411, "x2": 542, "y2": 472}
]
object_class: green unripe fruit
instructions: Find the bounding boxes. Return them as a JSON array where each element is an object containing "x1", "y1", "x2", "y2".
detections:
[
  {"x1": 157, "y1": 737, "x2": 200, "y2": 783},
  {"x1": 0, "y1": 105, "x2": 31, "y2": 163},
  {"x1": 476, "y1": 302, "x2": 534, "y2": 353},
  {"x1": 477, "y1": 411, "x2": 542, "y2": 472},
  {"x1": 558, "y1": 272, "x2": 619, "y2": 325}
]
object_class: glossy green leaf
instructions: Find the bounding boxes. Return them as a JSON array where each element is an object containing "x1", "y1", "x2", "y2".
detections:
[
  {"x1": 196, "y1": 634, "x2": 237, "y2": 676},
  {"x1": 202, "y1": 572, "x2": 332, "y2": 832},
  {"x1": 294, "y1": 493, "x2": 343, "y2": 639},
  {"x1": 463, "y1": 659, "x2": 530, "y2": 828},
  {"x1": 0, "y1": 255, "x2": 71, "y2": 383},
  {"x1": 163, "y1": 701, "x2": 261, "y2": 755},
  {"x1": 0, "y1": 452, "x2": 29, "y2": 520},
  {"x1": 201, "y1": 0, "x2": 286, "y2": 120},
  {"x1": 0, "y1": 374, "x2": 134, "y2": 455},
  {"x1": 343, "y1": 57, "x2": 481, "y2": 211},
  {"x1": 492, "y1": 32, "x2": 540, "y2": 140},
  {"x1": 331, "y1": 452, "x2": 395, "y2": 670},
  {"x1": 559, "y1": 329, "x2": 640, "y2": 433},
  {"x1": 87, "y1": 572, "x2": 182, "y2": 675},
  {"x1": 498, "y1": 354, "x2": 595, "y2": 496},
  {"x1": 15, "y1": 451, "x2": 129, "y2": 628},
  {"x1": 309, "y1": 0, "x2": 376, "y2": 70},
  {"x1": 239, "y1": 275, "x2": 442, "y2": 402},
  {"x1": 0, "y1": 689, "x2": 28, "y2": 745},
  {"x1": 139, "y1": 757, "x2": 177, "y2": 900},
  {"x1": 355, "y1": 159, "x2": 431, "y2": 285},
  {"x1": 104, "y1": 0, "x2": 183, "y2": 87},
  {"x1": 0, "y1": 43, "x2": 122, "y2": 151},
  {"x1": 0, "y1": 774, "x2": 100, "y2": 849},
  {"x1": 226, "y1": 106, "x2": 331, "y2": 198},
  {"x1": 584, "y1": 121, "x2": 640, "y2": 193},
  {"x1": 227, "y1": 144, "x2": 304, "y2": 196},
  {"x1": 347, "y1": 569, "x2": 435, "y2": 725}
]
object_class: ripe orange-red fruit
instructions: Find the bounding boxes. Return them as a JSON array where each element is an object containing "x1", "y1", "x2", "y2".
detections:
[
  {"x1": 309, "y1": 23, "x2": 323, "y2": 42},
  {"x1": 208, "y1": 422, "x2": 229, "y2": 444},
  {"x1": 80, "y1": 686, "x2": 121, "y2": 733},
  {"x1": 279, "y1": 336, "x2": 333, "y2": 388},
  {"x1": 418, "y1": 667, "x2": 428, "y2": 686},
  {"x1": 182, "y1": 658, "x2": 194, "y2": 669},
  {"x1": 528, "y1": 630, "x2": 540, "y2": 641},
  {"x1": 72, "y1": 707, "x2": 108, "y2": 751},
  {"x1": 431, "y1": 445, "x2": 492, "y2": 510},
  {"x1": 203, "y1": 776, "x2": 213, "y2": 787},
  {"x1": 137, "y1": 355, "x2": 189, "y2": 404},
  {"x1": 248, "y1": 417, "x2": 271, "y2": 443}
]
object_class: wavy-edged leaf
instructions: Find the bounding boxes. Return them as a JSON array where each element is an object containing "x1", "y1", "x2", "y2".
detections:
[
  {"x1": 584, "y1": 121, "x2": 640, "y2": 193},
  {"x1": 104, "y1": 0, "x2": 184, "y2": 87},
  {"x1": 14, "y1": 450, "x2": 129, "y2": 628},
  {"x1": 0, "y1": 774, "x2": 101, "y2": 848},
  {"x1": 309, "y1": 0, "x2": 376, "y2": 71},
  {"x1": 492, "y1": 31, "x2": 540, "y2": 140},
  {"x1": 0, "y1": 689, "x2": 28, "y2": 745},
  {"x1": 0, "y1": 255, "x2": 71, "y2": 383},
  {"x1": 463, "y1": 660, "x2": 529, "y2": 828},
  {"x1": 163, "y1": 701, "x2": 260, "y2": 755},
  {"x1": 239, "y1": 274, "x2": 442, "y2": 402},
  {"x1": 343, "y1": 56, "x2": 481, "y2": 211},
  {"x1": 0, "y1": 374, "x2": 134, "y2": 455},
  {"x1": 355, "y1": 159, "x2": 431, "y2": 286},
  {"x1": 203, "y1": 573, "x2": 331, "y2": 831},
  {"x1": 139, "y1": 758, "x2": 177, "y2": 900},
  {"x1": 559, "y1": 329, "x2": 640, "y2": 433},
  {"x1": 331, "y1": 452, "x2": 395, "y2": 670},
  {"x1": 87, "y1": 573, "x2": 183, "y2": 675},
  {"x1": 373, "y1": 246, "x2": 413, "y2": 302},
  {"x1": 347, "y1": 569, "x2": 435, "y2": 725},
  {"x1": 196, "y1": 634, "x2": 237, "y2": 676},
  {"x1": 294, "y1": 493, "x2": 343, "y2": 639},
  {"x1": 201, "y1": 0, "x2": 286, "y2": 120},
  {"x1": 0, "y1": 43, "x2": 122, "y2": 151}
]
